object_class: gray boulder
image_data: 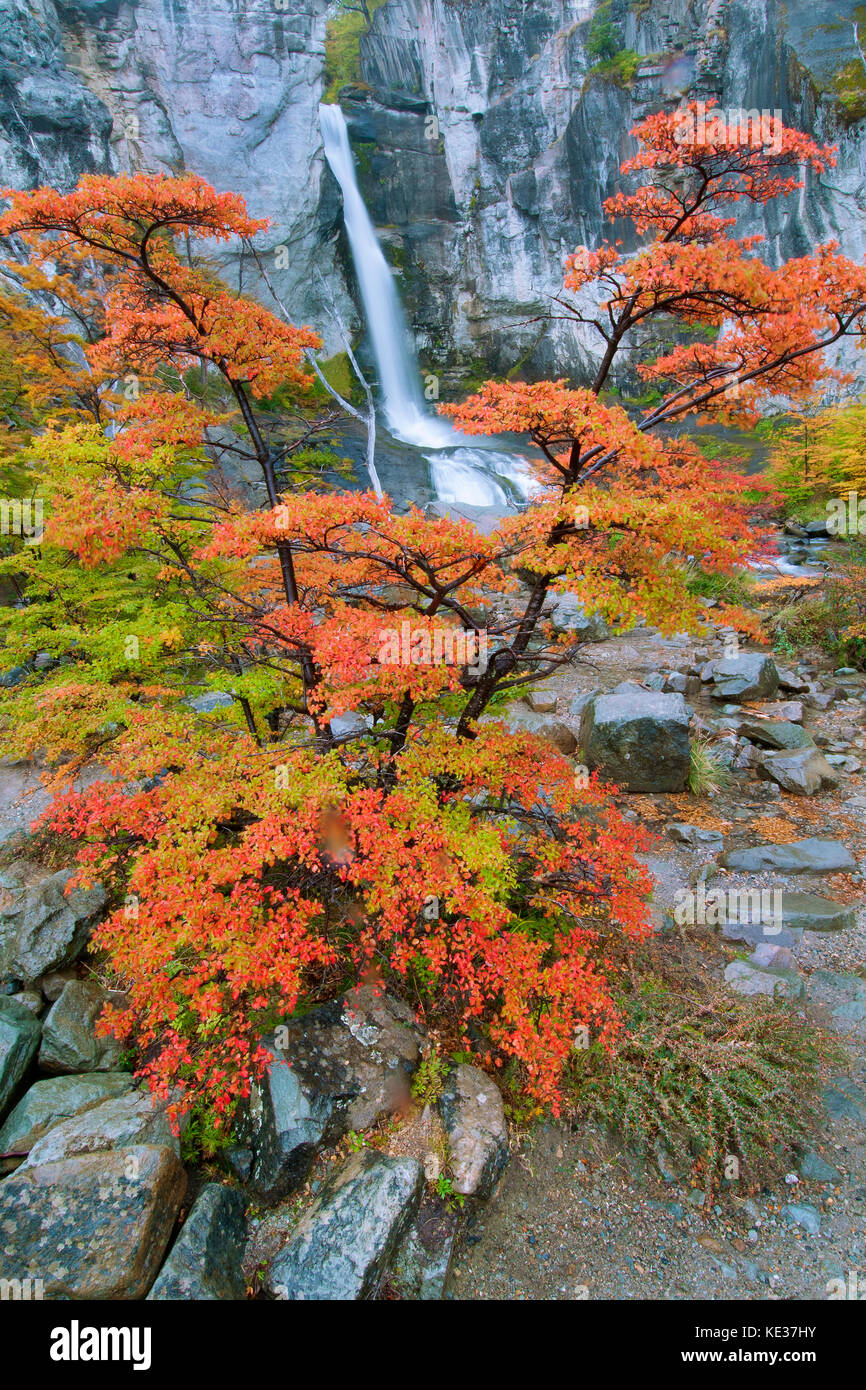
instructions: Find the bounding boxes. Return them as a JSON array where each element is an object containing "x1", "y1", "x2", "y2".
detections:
[
  {"x1": 0, "y1": 1144, "x2": 186, "y2": 1299},
  {"x1": 21, "y1": 1088, "x2": 178, "y2": 1168},
  {"x1": 721, "y1": 839, "x2": 856, "y2": 874},
  {"x1": 756, "y1": 747, "x2": 838, "y2": 795},
  {"x1": 710, "y1": 654, "x2": 779, "y2": 702},
  {"x1": 267, "y1": 1150, "x2": 424, "y2": 1300},
  {"x1": 148, "y1": 1183, "x2": 246, "y2": 1301},
  {"x1": 737, "y1": 719, "x2": 814, "y2": 751},
  {"x1": 724, "y1": 961, "x2": 804, "y2": 999},
  {"x1": 548, "y1": 593, "x2": 611, "y2": 641},
  {"x1": 667, "y1": 823, "x2": 724, "y2": 850},
  {"x1": 439, "y1": 1064, "x2": 509, "y2": 1201},
  {"x1": 0, "y1": 865, "x2": 106, "y2": 983},
  {"x1": 503, "y1": 705, "x2": 576, "y2": 755},
  {"x1": 0, "y1": 1071, "x2": 135, "y2": 1157},
  {"x1": 38, "y1": 980, "x2": 124, "y2": 1074},
  {"x1": 388, "y1": 1191, "x2": 461, "y2": 1300},
  {"x1": 0, "y1": 996, "x2": 41, "y2": 1124},
  {"x1": 777, "y1": 894, "x2": 856, "y2": 933},
  {"x1": 580, "y1": 691, "x2": 691, "y2": 792},
  {"x1": 249, "y1": 985, "x2": 423, "y2": 1204}
]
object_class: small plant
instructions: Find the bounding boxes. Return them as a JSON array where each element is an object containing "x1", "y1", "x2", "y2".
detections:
[
  {"x1": 435, "y1": 1173, "x2": 465, "y2": 1211},
  {"x1": 346, "y1": 1129, "x2": 366, "y2": 1152},
  {"x1": 411, "y1": 1050, "x2": 449, "y2": 1108},
  {"x1": 568, "y1": 975, "x2": 842, "y2": 1198},
  {"x1": 688, "y1": 738, "x2": 732, "y2": 796}
]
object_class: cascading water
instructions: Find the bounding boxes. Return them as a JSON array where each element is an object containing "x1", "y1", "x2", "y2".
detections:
[{"x1": 319, "y1": 103, "x2": 537, "y2": 509}]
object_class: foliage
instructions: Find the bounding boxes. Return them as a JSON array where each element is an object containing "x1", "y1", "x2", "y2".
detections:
[
  {"x1": 569, "y1": 975, "x2": 842, "y2": 1197},
  {"x1": 411, "y1": 1050, "x2": 450, "y2": 1107},
  {"x1": 769, "y1": 558, "x2": 866, "y2": 669},
  {"x1": 767, "y1": 397, "x2": 866, "y2": 515},
  {"x1": 322, "y1": 0, "x2": 387, "y2": 104},
  {"x1": 2, "y1": 105, "x2": 865, "y2": 1132}
]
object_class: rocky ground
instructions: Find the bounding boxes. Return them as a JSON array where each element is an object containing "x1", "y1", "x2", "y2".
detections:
[{"x1": 1, "y1": 555, "x2": 865, "y2": 1300}]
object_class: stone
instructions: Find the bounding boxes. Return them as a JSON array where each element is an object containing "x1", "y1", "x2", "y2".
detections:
[
  {"x1": 710, "y1": 654, "x2": 779, "y2": 702},
  {"x1": 21, "y1": 1087, "x2": 179, "y2": 1168},
  {"x1": 329, "y1": 710, "x2": 373, "y2": 739},
  {"x1": 724, "y1": 961, "x2": 804, "y2": 999},
  {"x1": 0, "y1": 1145, "x2": 185, "y2": 1299},
  {"x1": 756, "y1": 747, "x2": 838, "y2": 795},
  {"x1": 749, "y1": 944, "x2": 796, "y2": 972},
  {"x1": 10, "y1": 990, "x2": 41, "y2": 1014},
  {"x1": 439, "y1": 1064, "x2": 509, "y2": 1200},
  {"x1": 388, "y1": 1191, "x2": 460, "y2": 1300},
  {"x1": 248, "y1": 985, "x2": 424, "y2": 1204},
  {"x1": 526, "y1": 690, "x2": 557, "y2": 713},
  {"x1": 782, "y1": 1202, "x2": 820, "y2": 1236},
  {"x1": 0, "y1": 995, "x2": 41, "y2": 1123},
  {"x1": 580, "y1": 691, "x2": 691, "y2": 792},
  {"x1": 822, "y1": 1078, "x2": 866, "y2": 1125},
  {"x1": 185, "y1": 690, "x2": 235, "y2": 713},
  {"x1": 503, "y1": 705, "x2": 576, "y2": 754},
  {"x1": 720, "y1": 839, "x2": 857, "y2": 874},
  {"x1": 38, "y1": 980, "x2": 124, "y2": 1074},
  {"x1": 548, "y1": 593, "x2": 611, "y2": 641},
  {"x1": 666, "y1": 823, "x2": 724, "y2": 849},
  {"x1": 798, "y1": 1150, "x2": 841, "y2": 1184},
  {"x1": 568, "y1": 690, "x2": 599, "y2": 720},
  {"x1": 0, "y1": 864, "x2": 106, "y2": 983},
  {"x1": 267, "y1": 1150, "x2": 424, "y2": 1300},
  {"x1": 749, "y1": 701, "x2": 805, "y2": 723},
  {"x1": 776, "y1": 668, "x2": 809, "y2": 692},
  {"x1": 0, "y1": 1072, "x2": 135, "y2": 1157},
  {"x1": 736, "y1": 719, "x2": 814, "y2": 751},
  {"x1": 147, "y1": 1183, "x2": 246, "y2": 1301},
  {"x1": 776, "y1": 894, "x2": 856, "y2": 933}
]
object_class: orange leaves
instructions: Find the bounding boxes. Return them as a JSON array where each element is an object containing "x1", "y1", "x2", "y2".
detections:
[{"x1": 44, "y1": 472, "x2": 164, "y2": 568}]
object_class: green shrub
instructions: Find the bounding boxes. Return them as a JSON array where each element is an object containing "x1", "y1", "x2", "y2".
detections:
[{"x1": 569, "y1": 976, "x2": 842, "y2": 1198}]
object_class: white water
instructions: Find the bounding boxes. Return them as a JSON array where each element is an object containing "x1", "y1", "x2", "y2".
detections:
[{"x1": 319, "y1": 103, "x2": 537, "y2": 508}]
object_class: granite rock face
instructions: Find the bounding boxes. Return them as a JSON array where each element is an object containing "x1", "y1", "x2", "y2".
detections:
[
  {"x1": 0, "y1": 862, "x2": 107, "y2": 983},
  {"x1": 2, "y1": 0, "x2": 865, "y2": 385},
  {"x1": 147, "y1": 1183, "x2": 247, "y2": 1301}
]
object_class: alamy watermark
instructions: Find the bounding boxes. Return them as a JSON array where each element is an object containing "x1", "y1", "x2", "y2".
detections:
[
  {"x1": 0, "y1": 497, "x2": 43, "y2": 545},
  {"x1": 378, "y1": 621, "x2": 488, "y2": 675},
  {"x1": 826, "y1": 491, "x2": 866, "y2": 537},
  {"x1": 673, "y1": 884, "x2": 783, "y2": 931}
]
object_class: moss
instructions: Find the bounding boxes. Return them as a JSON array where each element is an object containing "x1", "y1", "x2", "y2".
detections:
[
  {"x1": 589, "y1": 48, "x2": 641, "y2": 87},
  {"x1": 322, "y1": 0, "x2": 388, "y2": 105},
  {"x1": 309, "y1": 350, "x2": 361, "y2": 405},
  {"x1": 832, "y1": 58, "x2": 866, "y2": 125}
]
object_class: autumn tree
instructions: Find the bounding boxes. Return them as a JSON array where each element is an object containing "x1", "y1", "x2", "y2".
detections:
[{"x1": 2, "y1": 105, "x2": 865, "y2": 1127}]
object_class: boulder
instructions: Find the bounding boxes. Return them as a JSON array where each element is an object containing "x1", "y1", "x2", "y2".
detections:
[
  {"x1": 580, "y1": 691, "x2": 691, "y2": 792},
  {"x1": 439, "y1": 1064, "x2": 509, "y2": 1201},
  {"x1": 710, "y1": 654, "x2": 779, "y2": 702},
  {"x1": 148, "y1": 1184, "x2": 246, "y2": 1301},
  {"x1": 38, "y1": 980, "x2": 124, "y2": 1074},
  {"x1": 388, "y1": 1191, "x2": 460, "y2": 1300},
  {"x1": 21, "y1": 1087, "x2": 179, "y2": 1168},
  {"x1": 756, "y1": 747, "x2": 838, "y2": 795},
  {"x1": 0, "y1": 864, "x2": 106, "y2": 983},
  {"x1": 503, "y1": 707, "x2": 576, "y2": 755},
  {"x1": 248, "y1": 985, "x2": 423, "y2": 1204},
  {"x1": 736, "y1": 719, "x2": 814, "y2": 751},
  {"x1": 724, "y1": 961, "x2": 804, "y2": 999},
  {"x1": 721, "y1": 839, "x2": 856, "y2": 874},
  {"x1": 0, "y1": 996, "x2": 41, "y2": 1124},
  {"x1": 0, "y1": 1071, "x2": 135, "y2": 1157},
  {"x1": 267, "y1": 1150, "x2": 424, "y2": 1300},
  {"x1": 749, "y1": 700, "x2": 805, "y2": 723},
  {"x1": 667, "y1": 823, "x2": 724, "y2": 850},
  {"x1": 0, "y1": 1144, "x2": 185, "y2": 1299},
  {"x1": 548, "y1": 593, "x2": 611, "y2": 641},
  {"x1": 777, "y1": 893, "x2": 856, "y2": 933}
]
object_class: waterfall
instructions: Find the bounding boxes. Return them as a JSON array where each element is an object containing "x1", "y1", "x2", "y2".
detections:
[{"x1": 319, "y1": 103, "x2": 537, "y2": 508}]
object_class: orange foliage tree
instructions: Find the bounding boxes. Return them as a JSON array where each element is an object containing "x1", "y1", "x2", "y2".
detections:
[{"x1": 2, "y1": 104, "x2": 865, "y2": 1127}]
